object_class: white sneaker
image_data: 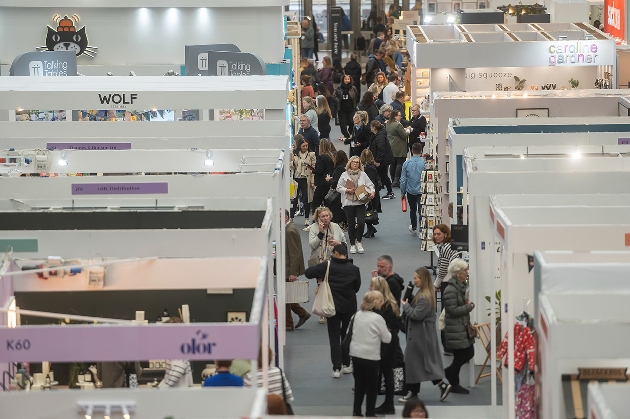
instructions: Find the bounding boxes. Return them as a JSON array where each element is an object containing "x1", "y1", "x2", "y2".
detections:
[
  {"x1": 356, "y1": 242, "x2": 364, "y2": 254},
  {"x1": 409, "y1": 225, "x2": 417, "y2": 235},
  {"x1": 342, "y1": 365, "x2": 353, "y2": 374},
  {"x1": 332, "y1": 370, "x2": 341, "y2": 378},
  {"x1": 350, "y1": 245, "x2": 357, "y2": 254},
  {"x1": 318, "y1": 316, "x2": 327, "y2": 324},
  {"x1": 304, "y1": 218, "x2": 310, "y2": 226}
]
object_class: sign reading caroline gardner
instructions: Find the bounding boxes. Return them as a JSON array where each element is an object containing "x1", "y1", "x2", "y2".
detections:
[
  {"x1": 604, "y1": 0, "x2": 625, "y2": 41},
  {"x1": 547, "y1": 41, "x2": 614, "y2": 66}
]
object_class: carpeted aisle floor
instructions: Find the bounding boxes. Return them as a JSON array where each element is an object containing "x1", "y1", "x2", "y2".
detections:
[{"x1": 283, "y1": 124, "x2": 502, "y2": 417}]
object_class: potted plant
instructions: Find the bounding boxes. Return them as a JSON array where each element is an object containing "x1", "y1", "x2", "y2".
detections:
[
  {"x1": 569, "y1": 78, "x2": 579, "y2": 89},
  {"x1": 484, "y1": 289, "x2": 501, "y2": 326}
]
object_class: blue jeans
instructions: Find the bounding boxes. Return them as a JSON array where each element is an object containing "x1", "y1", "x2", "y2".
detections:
[
  {"x1": 301, "y1": 48, "x2": 314, "y2": 59},
  {"x1": 406, "y1": 193, "x2": 422, "y2": 231}
]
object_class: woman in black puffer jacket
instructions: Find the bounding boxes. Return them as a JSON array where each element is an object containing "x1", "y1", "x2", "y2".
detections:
[{"x1": 368, "y1": 120, "x2": 394, "y2": 200}]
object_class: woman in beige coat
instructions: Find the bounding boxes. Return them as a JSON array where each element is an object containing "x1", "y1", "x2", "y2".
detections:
[{"x1": 291, "y1": 136, "x2": 316, "y2": 224}]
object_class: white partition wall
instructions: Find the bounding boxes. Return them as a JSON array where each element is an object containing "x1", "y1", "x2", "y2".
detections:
[
  {"x1": 491, "y1": 208, "x2": 630, "y2": 419},
  {"x1": 588, "y1": 382, "x2": 630, "y2": 419}
]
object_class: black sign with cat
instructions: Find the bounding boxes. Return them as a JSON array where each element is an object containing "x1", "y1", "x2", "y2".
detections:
[{"x1": 38, "y1": 14, "x2": 98, "y2": 58}]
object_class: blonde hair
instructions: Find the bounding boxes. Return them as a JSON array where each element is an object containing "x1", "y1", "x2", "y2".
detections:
[
  {"x1": 412, "y1": 267, "x2": 436, "y2": 309},
  {"x1": 370, "y1": 277, "x2": 400, "y2": 316},
  {"x1": 345, "y1": 156, "x2": 364, "y2": 171},
  {"x1": 313, "y1": 206, "x2": 332, "y2": 222},
  {"x1": 302, "y1": 96, "x2": 316, "y2": 111},
  {"x1": 360, "y1": 149, "x2": 375, "y2": 166},
  {"x1": 355, "y1": 111, "x2": 368, "y2": 126},
  {"x1": 316, "y1": 95, "x2": 332, "y2": 117},
  {"x1": 360, "y1": 290, "x2": 384, "y2": 311},
  {"x1": 319, "y1": 138, "x2": 335, "y2": 160}
]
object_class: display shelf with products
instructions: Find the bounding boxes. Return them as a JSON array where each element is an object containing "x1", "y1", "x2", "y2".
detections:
[{"x1": 419, "y1": 159, "x2": 442, "y2": 252}]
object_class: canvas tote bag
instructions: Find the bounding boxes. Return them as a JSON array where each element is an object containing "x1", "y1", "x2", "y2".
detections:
[{"x1": 312, "y1": 261, "x2": 336, "y2": 317}]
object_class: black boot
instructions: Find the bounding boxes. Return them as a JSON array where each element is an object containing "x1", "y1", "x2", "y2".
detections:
[{"x1": 374, "y1": 403, "x2": 395, "y2": 415}]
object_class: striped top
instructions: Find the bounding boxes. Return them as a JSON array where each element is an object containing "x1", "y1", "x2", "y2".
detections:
[
  {"x1": 437, "y1": 242, "x2": 459, "y2": 283},
  {"x1": 158, "y1": 360, "x2": 193, "y2": 388},
  {"x1": 243, "y1": 366, "x2": 295, "y2": 402}
]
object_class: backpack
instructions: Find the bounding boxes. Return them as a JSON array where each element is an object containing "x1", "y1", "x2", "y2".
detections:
[
  {"x1": 332, "y1": 70, "x2": 344, "y2": 84},
  {"x1": 356, "y1": 36, "x2": 366, "y2": 51}
]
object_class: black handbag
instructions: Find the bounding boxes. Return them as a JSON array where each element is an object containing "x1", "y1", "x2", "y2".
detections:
[
  {"x1": 324, "y1": 188, "x2": 340, "y2": 207},
  {"x1": 365, "y1": 205, "x2": 379, "y2": 225},
  {"x1": 279, "y1": 368, "x2": 295, "y2": 415},
  {"x1": 341, "y1": 313, "x2": 356, "y2": 356}
]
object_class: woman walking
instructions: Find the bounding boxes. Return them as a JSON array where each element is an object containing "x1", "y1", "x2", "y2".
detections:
[
  {"x1": 291, "y1": 137, "x2": 316, "y2": 226},
  {"x1": 316, "y1": 95, "x2": 332, "y2": 140},
  {"x1": 329, "y1": 150, "x2": 349, "y2": 228},
  {"x1": 336, "y1": 156, "x2": 375, "y2": 255},
  {"x1": 349, "y1": 291, "x2": 392, "y2": 417},
  {"x1": 360, "y1": 149, "x2": 380, "y2": 238},
  {"x1": 336, "y1": 75, "x2": 358, "y2": 139},
  {"x1": 399, "y1": 267, "x2": 451, "y2": 403},
  {"x1": 340, "y1": 111, "x2": 371, "y2": 157},
  {"x1": 319, "y1": 56, "x2": 334, "y2": 95},
  {"x1": 443, "y1": 259, "x2": 475, "y2": 395},
  {"x1": 311, "y1": 139, "x2": 336, "y2": 213},
  {"x1": 432, "y1": 224, "x2": 459, "y2": 355},
  {"x1": 386, "y1": 110, "x2": 408, "y2": 188},
  {"x1": 369, "y1": 120, "x2": 395, "y2": 200},
  {"x1": 369, "y1": 277, "x2": 401, "y2": 414}
]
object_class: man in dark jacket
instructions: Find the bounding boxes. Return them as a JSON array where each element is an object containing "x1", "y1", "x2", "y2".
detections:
[
  {"x1": 344, "y1": 54, "x2": 362, "y2": 98},
  {"x1": 374, "y1": 104, "x2": 392, "y2": 125},
  {"x1": 408, "y1": 105, "x2": 427, "y2": 153},
  {"x1": 374, "y1": 255, "x2": 404, "y2": 304},
  {"x1": 301, "y1": 59, "x2": 320, "y2": 88},
  {"x1": 365, "y1": 50, "x2": 385, "y2": 86},
  {"x1": 305, "y1": 244, "x2": 361, "y2": 378},
  {"x1": 390, "y1": 91, "x2": 409, "y2": 126},
  {"x1": 298, "y1": 114, "x2": 320, "y2": 155},
  {"x1": 369, "y1": 121, "x2": 395, "y2": 199},
  {"x1": 285, "y1": 210, "x2": 310, "y2": 331}
]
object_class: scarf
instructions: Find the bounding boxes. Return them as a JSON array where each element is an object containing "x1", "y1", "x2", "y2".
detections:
[{"x1": 346, "y1": 169, "x2": 361, "y2": 201}]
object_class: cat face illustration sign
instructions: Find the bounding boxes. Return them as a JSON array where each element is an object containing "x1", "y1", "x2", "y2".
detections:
[{"x1": 38, "y1": 14, "x2": 98, "y2": 58}]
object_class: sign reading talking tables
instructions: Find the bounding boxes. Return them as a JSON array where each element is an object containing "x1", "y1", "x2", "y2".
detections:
[
  {"x1": 71, "y1": 182, "x2": 168, "y2": 195},
  {"x1": 9, "y1": 51, "x2": 77, "y2": 76},
  {"x1": 184, "y1": 44, "x2": 241, "y2": 76},
  {"x1": 206, "y1": 51, "x2": 267, "y2": 76},
  {"x1": 604, "y1": 0, "x2": 625, "y2": 41}
]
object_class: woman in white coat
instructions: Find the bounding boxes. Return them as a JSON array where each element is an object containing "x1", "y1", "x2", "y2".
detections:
[{"x1": 336, "y1": 156, "x2": 375, "y2": 255}]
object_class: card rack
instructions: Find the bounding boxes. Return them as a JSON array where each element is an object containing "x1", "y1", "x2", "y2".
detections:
[{"x1": 420, "y1": 160, "x2": 442, "y2": 251}]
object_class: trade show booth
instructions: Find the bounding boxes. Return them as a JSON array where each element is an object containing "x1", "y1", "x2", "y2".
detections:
[
  {"x1": 490, "y1": 208, "x2": 630, "y2": 419},
  {"x1": 588, "y1": 382, "x2": 630, "y2": 419},
  {"x1": 431, "y1": 90, "x2": 630, "y2": 219},
  {"x1": 446, "y1": 116, "x2": 630, "y2": 205}
]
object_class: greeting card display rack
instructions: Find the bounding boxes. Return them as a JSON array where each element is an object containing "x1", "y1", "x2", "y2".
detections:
[{"x1": 420, "y1": 160, "x2": 442, "y2": 252}]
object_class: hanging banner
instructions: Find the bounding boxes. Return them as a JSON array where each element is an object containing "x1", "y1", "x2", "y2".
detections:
[
  {"x1": 604, "y1": 0, "x2": 625, "y2": 41},
  {"x1": 330, "y1": 7, "x2": 343, "y2": 63}
]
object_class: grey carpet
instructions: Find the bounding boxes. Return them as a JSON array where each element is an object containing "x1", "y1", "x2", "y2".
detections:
[{"x1": 283, "y1": 123, "x2": 502, "y2": 417}]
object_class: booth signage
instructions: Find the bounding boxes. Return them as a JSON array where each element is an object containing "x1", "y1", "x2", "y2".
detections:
[
  {"x1": 184, "y1": 44, "x2": 241, "y2": 76},
  {"x1": 330, "y1": 7, "x2": 342, "y2": 62},
  {"x1": 604, "y1": 0, "x2": 625, "y2": 41},
  {"x1": 547, "y1": 41, "x2": 606, "y2": 66},
  {"x1": 38, "y1": 15, "x2": 98, "y2": 58},
  {"x1": 0, "y1": 323, "x2": 259, "y2": 362},
  {"x1": 47, "y1": 142, "x2": 132, "y2": 150},
  {"x1": 206, "y1": 51, "x2": 267, "y2": 76},
  {"x1": 9, "y1": 51, "x2": 77, "y2": 77},
  {"x1": 98, "y1": 93, "x2": 138, "y2": 108},
  {"x1": 618, "y1": 138, "x2": 630, "y2": 144},
  {"x1": 71, "y1": 182, "x2": 168, "y2": 195}
]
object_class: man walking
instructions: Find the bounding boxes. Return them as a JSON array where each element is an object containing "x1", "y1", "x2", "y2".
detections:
[
  {"x1": 285, "y1": 210, "x2": 311, "y2": 331},
  {"x1": 305, "y1": 244, "x2": 361, "y2": 378},
  {"x1": 400, "y1": 143, "x2": 425, "y2": 237}
]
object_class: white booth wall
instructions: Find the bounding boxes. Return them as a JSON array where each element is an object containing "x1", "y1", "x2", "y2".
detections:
[
  {"x1": 588, "y1": 382, "x2": 630, "y2": 419},
  {"x1": 0, "y1": 2, "x2": 288, "y2": 73}
]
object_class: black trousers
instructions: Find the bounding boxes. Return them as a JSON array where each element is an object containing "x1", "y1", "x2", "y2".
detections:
[
  {"x1": 338, "y1": 110, "x2": 354, "y2": 138},
  {"x1": 445, "y1": 345, "x2": 475, "y2": 386},
  {"x1": 327, "y1": 311, "x2": 354, "y2": 370},
  {"x1": 390, "y1": 157, "x2": 405, "y2": 182},
  {"x1": 312, "y1": 185, "x2": 329, "y2": 213},
  {"x1": 376, "y1": 164, "x2": 392, "y2": 194},
  {"x1": 440, "y1": 282, "x2": 450, "y2": 352},
  {"x1": 291, "y1": 177, "x2": 310, "y2": 217},
  {"x1": 405, "y1": 379, "x2": 443, "y2": 396},
  {"x1": 353, "y1": 357, "x2": 380, "y2": 417},
  {"x1": 378, "y1": 334, "x2": 398, "y2": 406},
  {"x1": 406, "y1": 193, "x2": 422, "y2": 231},
  {"x1": 344, "y1": 204, "x2": 366, "y2": 245}
]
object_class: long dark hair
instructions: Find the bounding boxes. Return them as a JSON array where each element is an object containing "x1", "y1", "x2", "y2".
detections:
[
  {"x1": 332, "y1": 57, "x2": 343, "y2": 73},
  {"x1": 293, "y1": 135, "x2": 306, "y2": 156},
  {"x1": 387, "y1": 110, "x2": 400, "y2": 124},
  {"x1": 317, "y1": 83, "x2": 331, "y2": 99},
  {"x1": 334, "y1": 150, "x2": 348, "y2": 168},
  {"x1": 359, "y1": 91, "x2": 375, "y2": 107}
]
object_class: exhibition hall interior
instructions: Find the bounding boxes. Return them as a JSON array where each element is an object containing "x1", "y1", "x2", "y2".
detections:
[{"x1": 0, "y1": 0, "x2": 629, "y2": 418}]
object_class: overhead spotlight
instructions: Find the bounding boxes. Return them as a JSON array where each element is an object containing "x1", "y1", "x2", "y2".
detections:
[
  {"x1": 447, "y1": 15, "x2": 455, "y2": 23},
  {"x1": 85, "y1": 405, "x2": 93, "y2": 419},
  {"x1": 57, "y1": 152, "x2": 68, "y2": 167},
  {"x1": 520, "y1": 154, "x2": 525, "y2": 159},
  {"x1": 104, "y1": 405, "x2": 111, "y2": 419},
  {"x1": 204, "y1": 150, "x2": 214, "y2": 166},
  {"x1": 424, "y1": 16, "x2": 433, "y2": 23},
  {"x1": 491, "y1": 94, "x2": 496, "y2": 99},
  {"x1": 122, "y1": 406, "x2": 130, "y2": 419},
  {"x1": 523, "y1": 93, "x2": 528, "y2": 98}
]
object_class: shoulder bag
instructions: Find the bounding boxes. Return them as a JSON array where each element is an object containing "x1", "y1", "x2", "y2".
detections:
[
  {"x1": 365, "y1": 202, "x2": 379, "y2": 225},
  {"x1": 324, "y1": 188, "x2": 340, "y2": 207},
  {"x1": 467, "y1": 321, "x2": 478, "y2": 339},
  {"x1": 312, "y1": 260, "x2": 336, "y2": 317},
  {"x1": 341, "y1": 312, "x2": 356, "y2": 355},
  {"x1": 279, "y1": 368, "x2": 294, "y2": 415},
  {"x1": 438, "y1": 309, "x2": 446, "y2": 330},
  {"x1": 308, "y1": 229, "x2": 328, "y2": 267}
]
